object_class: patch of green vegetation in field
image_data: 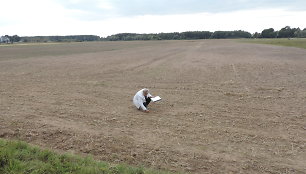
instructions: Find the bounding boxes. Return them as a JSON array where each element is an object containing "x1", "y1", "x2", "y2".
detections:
[
  {"x1": 241, "y1": 38, "x2": 306, "y2": 49},
  {"x1": 0, "y1": 138, "x2": 175, "y2": 174}
]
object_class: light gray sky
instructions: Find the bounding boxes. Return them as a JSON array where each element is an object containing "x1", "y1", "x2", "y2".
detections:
[{"x1": 0, "y1": 0, "x2": 305, "y2": 37}]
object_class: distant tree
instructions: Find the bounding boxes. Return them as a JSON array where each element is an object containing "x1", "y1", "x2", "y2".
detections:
[
  {"x1": 295, "y1": 29, "x2": 306, "y2": 38},
  {"x1": 300, "y1": 31, "x2": 306, "y2": 38},
  {"x1": 261, "y1": 28, "x2": 277, "y2": 38},
  {"x1": 253, "y1": 32, "x2": 261, "y2": 38},
  {"x1": 291, "y1": 27, "x2": 300, "y2": 37},
  {"x1": 8, "y1": 35, "x2": 21, "y2": 43},
  {"x1": 210, "y1": 30, "x2": 251, "y2": 39},
  {"x1": 21, "y1": 35, "x2": 100, "y2": 42},
  {"x1": 182, "y1": 31, "x2": 212, "y2": 39},
  {"x1": 4, "y1": 35, "x2": 11, "y2": 43},
  {"x1": 293, "y1": 28, "x2": 301, "y2": 38},
  {"x1": 278, "y1": 26, "x2": 297, "y2": 38},
  {"x1": 211, "y1": 31, "x2": 227, "y2": 39},
  {"x1": 3, "y1": 35, "x2": 22, "y2": 43}
]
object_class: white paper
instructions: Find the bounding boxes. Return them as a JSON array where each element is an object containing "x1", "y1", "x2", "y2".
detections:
[{"x1": 151, "y1": 96, "x2": 162, "y2": 102}]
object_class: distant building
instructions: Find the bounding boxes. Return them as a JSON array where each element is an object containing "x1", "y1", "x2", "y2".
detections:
[{"x1": 0, "y1": 36, "x2": 10, "y2": 43}]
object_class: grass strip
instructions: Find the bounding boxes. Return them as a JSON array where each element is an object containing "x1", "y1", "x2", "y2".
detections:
[
  {"x1": 0, "y1": 138, "x2": 176, "y2": 174},
  {"x1": 241, "y1": 38, "x2": 306, "y2": 49}
]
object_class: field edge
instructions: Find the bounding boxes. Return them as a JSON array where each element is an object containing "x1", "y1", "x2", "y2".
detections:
[{"x1": 0, "y1": 138, "x2": 177, "y2": 174}]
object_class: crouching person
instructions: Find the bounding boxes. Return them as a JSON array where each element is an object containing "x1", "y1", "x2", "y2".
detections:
[{"x1": 133, "y1": 88, "x2": 154, "y2": 113}]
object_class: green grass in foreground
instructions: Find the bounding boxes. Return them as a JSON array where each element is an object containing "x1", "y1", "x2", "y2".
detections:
[
  {"x1": 241, "y1": 38, "x2": 306, "y2": 49},
  {"x1": 0, "y1": 139, "x2": 175, "y2": 174}
]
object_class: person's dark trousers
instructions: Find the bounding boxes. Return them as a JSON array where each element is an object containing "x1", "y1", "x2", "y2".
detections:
[{"x1": 144, "y1": 97, "x2": 151, "y2": 108}]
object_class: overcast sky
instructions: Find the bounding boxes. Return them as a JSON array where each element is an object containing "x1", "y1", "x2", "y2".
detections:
[{"x1": 0, "y1": 0, "x2": 305, "y2": 37}]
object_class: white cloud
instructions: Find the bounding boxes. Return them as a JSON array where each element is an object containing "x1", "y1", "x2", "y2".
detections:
[
  {"x1": 97, "y1": 0, "x2": 114, "y2": 10},
  {"x1": 0, "y1": 0, "x2": 305, "y2": 37}
]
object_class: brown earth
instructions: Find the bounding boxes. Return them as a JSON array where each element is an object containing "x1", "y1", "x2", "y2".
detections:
[{"x1": 0, "y1": 40, "x2": 305, "y2": 173}]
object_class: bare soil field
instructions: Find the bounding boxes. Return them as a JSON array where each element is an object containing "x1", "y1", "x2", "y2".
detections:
[{"x1": 0, "y1": 40, "x2": 305, "y2": 173}]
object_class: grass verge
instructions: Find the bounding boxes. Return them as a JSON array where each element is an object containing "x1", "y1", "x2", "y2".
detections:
[
  {"x1": 0, "y1": 138, "x2": 175, "y2": 174},
  {"x1": 241, "y1": 38, "x2": 306, "y2": 49}
]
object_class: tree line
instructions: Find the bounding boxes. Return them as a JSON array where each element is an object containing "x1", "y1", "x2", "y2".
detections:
[
  {"x1": 253, "y1": 26, "x2": 306, "y2": 38},
  {"x1": 1, "y1": 35, "x2": 21, "y2": 43},
  {"x1": 0, "y1": 35, "x2": 100, "y2": 43},
  {"x1": 103, "y1": 30, "x2": 252, "y2": 41},
  {"x1": 2, "y1": 26, "x2": 306, "y2": 43},
  {"x1": 21, "y1": 35, "x2": 101, "y2": 43},
  {"x1": 104, "y1": 26, "x2": 306, "y2": 41}
]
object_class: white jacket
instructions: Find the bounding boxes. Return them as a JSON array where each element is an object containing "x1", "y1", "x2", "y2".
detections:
[{"x1": 133, "y1": 89, "x2": 152, "y2": 110}]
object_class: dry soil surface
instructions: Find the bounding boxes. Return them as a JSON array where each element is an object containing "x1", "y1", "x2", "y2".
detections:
[{"x1": 0, "y1": 40, "x2": 306, "y2": 173}]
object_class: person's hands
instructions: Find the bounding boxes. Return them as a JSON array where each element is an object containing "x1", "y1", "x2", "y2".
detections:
[{"x1": 144, "y1": 110, "x2": 150, "y2": 113}]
